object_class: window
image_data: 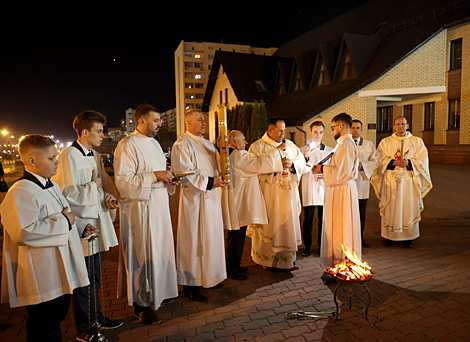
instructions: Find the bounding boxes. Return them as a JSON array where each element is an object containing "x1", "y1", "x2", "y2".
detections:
[
  {"x1": 377, "y1": 106, "x2": 393, "y2": 133},
  {"x1": 194, "y1": 62, "x2": 203, "y2": 69},
  {"x1": 294, "y1": 71, "x2": 304, "y2": 91},
  {"x1": 278, "y1": 78, "x2": 286, "y2": 96},
  {"x1": 195, "y1": 74, "x2": 203, "y2": 79},
  {"x1": 404, "y1": 105, "x2": 413, "y2": 131},
  {"x1": 340, "y1": 47, "x2": 357, "y2": 80},
  {"x1": 185, "y1": 83, "x2": 194, "y2": 89},
  {"x1": 255, "y1": 80, "x2": 267, "y2": 91},
  {"x1": 450, "y1": 39, "x2": 462, "y2": 70},
  {"x1": 194, "y1": 83, "x2": 204, "y2": 89},
  {"x1": 424, "y1": 102, "x2": 435, "y2": 131},
  {"x1": 184, "y1": 72, "x2": 194, "y2": 78},
  {"x1": 317, "y1": 61, "x2": 330, "y2": 86},
  {"x1": 448, "y1": 99, "x2": 460, "y2": 129},
  {"x1": 184, "y1": 62, "x2": 194, "y2": 68}
]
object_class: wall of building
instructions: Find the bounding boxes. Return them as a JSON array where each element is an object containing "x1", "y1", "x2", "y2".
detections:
[{"x1": 302, "y1": 29, "x2": 449, "y2": 148}]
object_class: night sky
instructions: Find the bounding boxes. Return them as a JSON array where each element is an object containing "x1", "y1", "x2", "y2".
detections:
[{"x1": 0, "y1": 2, "x2": 369, "y2": 143}]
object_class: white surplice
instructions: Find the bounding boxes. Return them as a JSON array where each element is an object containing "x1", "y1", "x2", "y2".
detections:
[
  {"x1": 221, "y1": 148, "x2": 284, "y2": 230},
  {"x1": 0, "y1": 173, "x2": 89, "y2": 308},
  {"x1": 171, "y1": 131, "x2": 226, "y2": 288},
  {"x1": 114, "y1": 131, "x2": 178, "y2": 307},
  {"x1": 247, "y1": 133, "x2": 306, "y2": 269},
  {"x1": 321, "y1": 134, "x2": 361, "y2": 269},
  {"x1": 52, "y1": 142, "x2": 119, "y2": 256},
  {"x1": 300, "y1": 143, "x2": 334, "y2": 206},
  {"x1": 371, "y1": 132, "x2": 432, "y2": 241},
  {"x1": 354, "y1": 137, "x2": 379, "y2": 200}
]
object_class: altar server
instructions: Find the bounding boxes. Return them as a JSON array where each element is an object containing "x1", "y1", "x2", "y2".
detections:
[
  {"x1": 52, "y1": 111, "x2": 122, "y2": 339},
  {"x1": 1, "y1": 134, "x2": 95, "y2": 342},
  {"x1": 221, "y1": 130, "x2": 284, "y2": 280},
  {"x1": 351, "y1": 119, "x2": 379, "y2": 247},
  {"x1": 171, "y1": 109, "x2": 227, "y2": 302},
  {"x1": 300, "y1": 121, "x2": 333, "y2": 257},
  {"x1": 248, "y1": 118, "x2": 306, "y2": 269},
  {"x1": 371, "y1": 116, "x2": 432, "y2": 248},
  {"x1": 312, "y1": 113, "x2": 361, "y2": 270},
  {"x1": 114, "y1": 103, "x2": 178, "y2": 324}
]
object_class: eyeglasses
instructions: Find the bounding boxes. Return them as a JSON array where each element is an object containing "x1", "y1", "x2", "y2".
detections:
[{"x1": 330, "y1": 124, "x2": 341, "y2": 131}]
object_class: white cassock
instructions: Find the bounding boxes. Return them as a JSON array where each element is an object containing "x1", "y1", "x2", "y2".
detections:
[
  {"x1": 371, "y1": 132, "x2": 432, "y2": 241},
  {"x1": 321, "y1": 134, "x2": 361, "y2": 269},
  {"x1": 300, "y1": 143, "x2": 334, "y2": 206},
  {"x1": 247, "y1": 133, "x2": 306, "y2": 269},
  {"x1": 171, "y1": 131, "x2": 226, "y2": 288},
  {"x1": 220, "y1": 148, "x2": 284, "y2": 230},
  {"x1": 1, "y1": 172, "x2": 89, "y2": 308},
  {"x1": 114, "y1": 130, "x2": 178, "y2": 307},
  {"x1": 52, "y1": 141, "x2": 119, "y2": 256},
  {"x1": 353, "y1": 137, "x2": 379, "y2": 200}
]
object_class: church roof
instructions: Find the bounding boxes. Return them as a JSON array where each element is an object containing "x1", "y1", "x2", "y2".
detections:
[{"x1": 203, "y1": 0, "x2": 470, "y2": 126}]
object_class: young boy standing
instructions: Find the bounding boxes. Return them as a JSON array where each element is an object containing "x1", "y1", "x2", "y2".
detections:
[
  {"x1": 0, "y1": 134, "x2": 96, "y2": 342},
  {"x1": 53, "y1": 111, "x2": 122, "y2": 341}
]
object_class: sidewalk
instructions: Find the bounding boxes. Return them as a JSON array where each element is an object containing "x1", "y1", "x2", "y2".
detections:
[{"x1": 1, "y1": 163, "x2": 469, "y2": 341}]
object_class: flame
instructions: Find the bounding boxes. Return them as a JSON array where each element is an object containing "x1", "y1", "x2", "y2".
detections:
[{"x1": 325, "y1": 245, "x2": 375, "y2": 281}]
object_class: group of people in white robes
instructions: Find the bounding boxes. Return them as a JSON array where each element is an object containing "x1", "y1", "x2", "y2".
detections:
[
  {"x1": 0, "y1": 106, "x2": 433, "y2": 341},
  {"x1": 301, "y1": 114, "x2": 432, "y2": 273}
]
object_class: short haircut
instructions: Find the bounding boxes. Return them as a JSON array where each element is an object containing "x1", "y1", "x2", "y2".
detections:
[
  {"x1": 352, "y1": 119, "x2": 363, "y2": 127},
  {"x1": 310, "y1": 121, "x2": 325, "y2": 130},
  {"x1": 332, "y1": 112, "x2": 353, "y2": 127},
  {"x1": 394, "y1": 116, "x2": 408, "y2": 124},
  {"x1": 267, "y1": 117, "x2": 285, "y2": 127},
  {"x1": 135, "y1": 103, "x2": 158, "y2": 122},
  {"x1": 19, "y1": 134, "x2": 56, "y2": 159},
  {"x1": 73, "y1": 110, "x2": 107, "y2": 136}
]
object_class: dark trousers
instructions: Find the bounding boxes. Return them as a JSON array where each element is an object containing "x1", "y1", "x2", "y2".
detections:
[
  {"x1": 72, "y1": 252, "x2": 104, "y2": 334},
  {"x1": 303, "y1": 206, "x2": 323, "y2": 248},
  {"x1": 25, "y1": 294, "x2": 71, "y2": 342},
  {"x1": 359, "y1": 199, "x2": 368, "y2": 241},
  {"x1": 226, "y1": 226, "x2": 247, "y2": 276}
]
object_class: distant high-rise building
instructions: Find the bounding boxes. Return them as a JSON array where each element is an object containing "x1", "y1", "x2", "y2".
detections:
[
  {"x1": 125, "y1": 108, "x2": 136, "y2": 135},
  {"x1": 174, "y1": 40, "x2": 277, "y2": 137}
]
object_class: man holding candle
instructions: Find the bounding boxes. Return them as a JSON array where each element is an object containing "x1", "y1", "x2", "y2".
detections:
[
  {"x1": 371, "y1": 116, "x2": 432, "y2": 248},
  {"x1": 171, "y1": 109, "x2": 227, "y2": 301},
  {"x1": 300, "y1": 121, "x2": 333, "y2": 257}
]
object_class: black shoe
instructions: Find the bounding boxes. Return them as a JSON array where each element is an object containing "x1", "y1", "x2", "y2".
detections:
[
  {"x1": 382, "y1": 238, "x2": 393, "y2": 247},
  {"x1": 362, "y1": 240, "x2": 370, "y2": 248},
  {"x1": 183, "y1": 286, "x2": 208, "y2": 302},
  {"x1": 403, "y1": 240, "x2": 413, "y2": 248},
  {"x1": 207, "y1": 283, "x2": 224, "y2": 289},
  {"x1": 134, "y1": 308, "x2": 162, "y2": 325},
  {"x1": 98, "y1": 317, "x2": 123, "y2": 329},
  {"x1": 227, "y1": 273, "x2": 247, "y2": 280},
  {"x1": 239, "y1": 266, "x2": 248, "y2": 273},
  {"x1": 161, "y1": 298, "x2": 174, "y2": 305},
  {"x1": 302, "y1": 246, "x2": 311, "y2": 257}
]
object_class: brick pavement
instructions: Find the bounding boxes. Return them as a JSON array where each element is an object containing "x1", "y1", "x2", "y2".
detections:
[{"x1": 1, "y1": 164, "x2": 469, "y2": 341}]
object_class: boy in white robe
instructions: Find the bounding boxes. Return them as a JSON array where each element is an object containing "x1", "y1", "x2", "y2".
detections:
[
  {"x1": 53, "y1": 111, "x2": 123, "y2": 339},
  {"x1": 248, "y1": 118, "x2": 306, "y2": 269},
  {"x1": 312, "y1": 113, "x2": 361, "y2": 271},
  {"x1": 220, "y1": 130, "x2": 284, "y2": 280},
  {"x1": 114, "y1": 104, "x2": 178, "y2": 324},
  {"x1": 1, "y1": 134, "x2": 96, "y2": 342},
  {"x1": 171, "y1": 109, "x2": 227, "y2": 302},
  {"x1": 351, "y1": 119, "x2": 379, "y2": 247},
  {"x1": 371, "y1": 116, "x2": 432, "y2": 248},
  {"x1": 300, "y1": 121, "x2": 333, "y2": 257}
]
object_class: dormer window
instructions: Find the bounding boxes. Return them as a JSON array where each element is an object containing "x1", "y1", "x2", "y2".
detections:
[
  {"x1": 340, "y1": 47, "x2": 357, "y2": 80},
  {"x1": 317, "y1": 60, "x2": 331, "y2": 86},
  {"x1": 294, "y1": 71, "x2": 304, "y2": 91}
]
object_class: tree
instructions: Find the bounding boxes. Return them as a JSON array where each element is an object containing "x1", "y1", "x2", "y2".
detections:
[
  {"x1": 239, "y1": 103, "x2": 253, "y2": 144},
  {"x1": 250, "y1": 100, "x2": 268, "y2": 145}
]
